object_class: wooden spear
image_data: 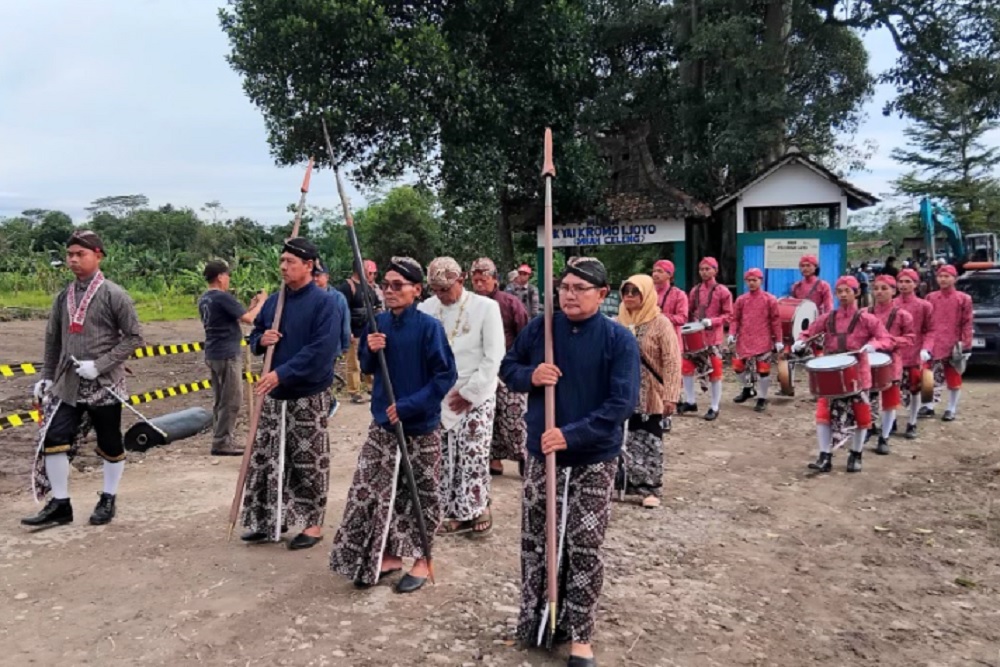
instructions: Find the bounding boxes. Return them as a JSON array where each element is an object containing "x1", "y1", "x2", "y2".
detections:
[
  {"x1": 227, "y1": 158, "x2": 315, "y2": 541},
  {"x1": 322, "y1": 119, "x2": 436, "y2": 583},
  {"x1": 541, "y1": 128, "x2": 558, "y2": 640}
]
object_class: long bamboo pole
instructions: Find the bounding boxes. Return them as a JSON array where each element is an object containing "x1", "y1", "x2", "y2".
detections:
[
  {"x1": 227, "y1": 158, "x2": 315, "y2": 540},
  {"x1": 541, "y1": 128, "x2": 558, "y2": 639},
  {"x1": 322, "y1": 119, "x2": 436, "y2": 583}
]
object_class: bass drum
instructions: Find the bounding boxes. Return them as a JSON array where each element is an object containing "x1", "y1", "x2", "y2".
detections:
[{"x1": 777, "y1": 298, "x2": 819, "y2": 346}]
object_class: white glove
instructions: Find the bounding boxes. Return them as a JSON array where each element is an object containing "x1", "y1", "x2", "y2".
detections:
[
  {"x1": 75, "y1": 360, "x2": 100, "y2": 381},
  {"x1": 727, "y1": 335, "x2": 737, "y2": 345},
  {"x1": 33, "y1": 379, "x2": 52, "y2": 402},
  {"x1": 860, "y1": 344, "x2": 876, "y2": 354},
  {"x1": 792, "y1": 340, "x2": 806, "y2": 354},
  {"x1": 919, "y1": 349, "x2": 932, "y2": 363},
  {"x1": 774, "y1": 342, "x2": 785, "y2": 354},
  {"x1": 700, "y1": 318, "x2": 712, "y2": 328}
]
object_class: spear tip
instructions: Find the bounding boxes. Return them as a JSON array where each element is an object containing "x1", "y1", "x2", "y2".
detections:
[{"x1": 542, "y1": 128, "x2": 555, "y2": 178}]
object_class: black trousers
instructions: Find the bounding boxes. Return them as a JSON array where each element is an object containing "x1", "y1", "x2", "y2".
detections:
[{"x1": 43, "y1": 402, "x2": 125, "y2": 462}]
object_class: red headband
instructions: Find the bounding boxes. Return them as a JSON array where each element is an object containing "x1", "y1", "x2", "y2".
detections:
[
  {"x1": 936, "y1": 264, "x2": 957, "y2": 277},
  {"x1": 836, "y1": 275, "x2": 860, "y2": 291},
  {"x1": 700, "y1": 257, "x2": 718, "y2": 269},
  {"x1": 744, "y1": 268, "x2": 763, "y2": 281},
  {"x1": 873, "y1": 274, "x2": 896, "y2": 288},
  {"x1": 898, "y1": 268, "x2": 919, "y2": 283},
  {"x1": 799, "y1": 254, "x2": 818, "y2": 267},
  {"x1": 654, "y1": 259, "x2": 674, "y2": 275}
]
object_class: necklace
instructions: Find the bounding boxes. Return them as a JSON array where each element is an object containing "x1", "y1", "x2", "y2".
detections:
[{"x1": 436, "y1": 291, "x2": 470, "y2": 344}]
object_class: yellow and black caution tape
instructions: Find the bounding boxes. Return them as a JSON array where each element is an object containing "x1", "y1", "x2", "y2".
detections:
[
  {"x1": 2, "y1": 338, "x2": 251, "y2": 379},
  {"x1": 0, "y1": 363, "x2": 40, "y2": 378},
  {"x1": 0, "y1": 373, "x2": 260, "y2": 431}
]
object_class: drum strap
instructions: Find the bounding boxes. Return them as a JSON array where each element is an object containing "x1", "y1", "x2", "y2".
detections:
[
  {"x1": 691, "y1": 284, "x2": 716, "y2": 320},
  {"x1": 658, "y1": 286, "x2": 673, "y2": 312},
  {"x1": 867, "y1": 305, "x2": 898, "y2": 331},
  {"x1": 806, "y1": 279, "x2": 820, "y2": 299},
  {"x1": 827, "y1": 309, "x2": 863, "y2": 352}
]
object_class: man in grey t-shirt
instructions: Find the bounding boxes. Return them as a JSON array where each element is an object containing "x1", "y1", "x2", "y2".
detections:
[{"x1": 198, "y1": 260, "x2": 266, "y2": 455}]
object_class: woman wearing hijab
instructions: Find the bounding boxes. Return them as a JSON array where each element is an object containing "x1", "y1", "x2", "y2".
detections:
[{"x1": 617, "y1": 274, "x2": 682, "y2": 508}]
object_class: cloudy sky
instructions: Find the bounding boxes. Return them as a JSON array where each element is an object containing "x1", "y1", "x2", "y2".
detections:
[{"x1": 1, "y1": 2, "x2": 992, "y2": 226}]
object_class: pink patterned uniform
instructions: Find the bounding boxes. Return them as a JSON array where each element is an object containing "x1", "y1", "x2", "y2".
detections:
[
  {"x1": 687, "y1": 280, "x2": 733, "y2": 347},
  {"x1": 926, "y1": 288, "x2": 974, "y2": 361},
  {"x1": 893, "y1": 293, "x2": 935, "y2": 369},
  {"x1": 869, "y1": 302, "x2": 915, "y2": 381},
  {"x1": 801, "y1": 304, "x2": 892, "y2": 391},
  {"x1": 731, "y1": 290, "x2": 782, "y2": 357},
  {"x1": 790, "y1": 276, "x2": 834, "y2": 315},
  {"x1": 657, "y1": 285, "x2": 688, "y2": 351}
]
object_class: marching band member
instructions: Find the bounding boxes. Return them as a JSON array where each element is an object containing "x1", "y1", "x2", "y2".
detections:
[
  {"x1": 893, "y1": 268, "x2": 935, "y2": 438},
  {"x1": 651, "y1": 259, "x2": 688, "y2": 347},
  {"x1": 728, "y1": 268, "x2": 782, "y2": 412},
  {"x1": 793, "y1": 276, "x2": 892, "y2": 473},
  {"x1": 678, "y1": 257, "x2": 732, "y2": 421},
  {"x1": 925, "y1": 265, "x2": 974, "y2": 422},
  {"x1": 868, "y1": 275, "x2": 915, "y2": 455},
  {"x1": 790, "y1": 254, "x2": 833, "y2": 315}
]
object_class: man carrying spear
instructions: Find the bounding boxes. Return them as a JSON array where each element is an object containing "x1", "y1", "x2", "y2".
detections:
[
  {"x1": 501, "y1": 256, "x2": 639, "y2": 666},
  {"x1": 239, "y1": 237, "x2": 342, "y2": 550},
  {"x1": 329, "y1": 257, "x2": 458, "y2": 593}
]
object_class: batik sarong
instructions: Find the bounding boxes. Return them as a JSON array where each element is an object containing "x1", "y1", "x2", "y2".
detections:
[
  {"x1": 490, "y1": 381, "x2": 526, "y2": 462},
  {"x1": 518, "y1": 456, "x2": 616, "y2": 645},
  {"x1": 31, "y1": 377, "x2": 122, "y2": 499},
  {"x1": 440, "y1": 395, "x2": 495, "y2": 522},
  {"x1": 621, "y1": 414, "x2": 665, "y2": 498},
  {"x1": 240, "y1": 392, "x2": 331, "y2": 535},
  {"x1": 329, "y1": 423, "x2": 442, "y2": 587}
]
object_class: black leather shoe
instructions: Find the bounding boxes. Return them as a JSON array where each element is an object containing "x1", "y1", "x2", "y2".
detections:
[
  {"x1": 354, "y1": 567, "x2": 402, "y2": 589},
  {"x1": 808, "y1": 452, "x2": 832, "y2": 473},
  {"x1": 89, "y1": 493, "x2": 116, "y2": 525},
  {"x1": 394, "y1": 573, "x2": 427, "y2": 594},
  {"x1": 875, "y1": 436, "x2": 890, "y2": 455},
  {"x1": 942, "y1": 410, "x2": 956, "y2": 422},
  {"x1": 678, "y1": 402, "x2": 698, "y2": 414},
  {"x1": 918, "y1": 406, "x2": 934, "y2": 419},
  {"x1": 288, "y1": 533, "x2": 323, "y2": 551},
  {"x1": 21, "y1": 498, "x2": 73, "y2": 527},
  {"x1": 241, "y1": 530, "x2": 269, "y2": 543},
  {"x1": 567, "y1": 655, "x2": 597, "y2": 667},
  {"x1": 753, "y1": 398, "x2": 767, "y2": 412},
  {"x1": 733, "y1": 387, "x2": 756, "y2": 404},
  {"x1": 846, "y1": 451, "x2": 863, "y2": 473},
  {"x1": 703, "y1": 408, "x2": 719, "y2": 421},
  {"x1": 904, "y1": 423, "x2": 917, "y2": 440}
]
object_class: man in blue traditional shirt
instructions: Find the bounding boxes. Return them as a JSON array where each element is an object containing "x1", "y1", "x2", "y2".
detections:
[
  {"x1": 329, "y1": 256, "x2": 457, "y2": 595},
  {"x1": 501, "y1": 256, "x2": 639, "y2": 667},
  {"x1": 239, "y1": 237, "x2": 341, "y2": 552}
]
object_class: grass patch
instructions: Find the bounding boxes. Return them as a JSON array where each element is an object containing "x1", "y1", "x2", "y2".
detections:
[{"x1": 0, "y1": 290, "x2": 199, "y2": 322}]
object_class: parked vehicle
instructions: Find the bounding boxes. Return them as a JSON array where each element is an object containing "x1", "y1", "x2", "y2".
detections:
[{"x1": 956, "y1": 268, "x2": 1000, "y2": 367}]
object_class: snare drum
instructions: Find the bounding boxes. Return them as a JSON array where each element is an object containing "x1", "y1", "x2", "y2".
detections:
[
  {"x1": 868, "y1": 352, "x2": 894, "y2": 391},
  {"x1": 806, "y1": 354, "x2": 861, "y2": 399},
  {"x1": 681, "y1": 322, "x2": 708, "y2": 354},
  {"x1": 777, "y1": 298, "x2": 819, "y2": 346}
]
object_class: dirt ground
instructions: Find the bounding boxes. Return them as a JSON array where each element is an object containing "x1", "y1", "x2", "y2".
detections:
[{"x1": 1, "y1": 318, "x2": 999, "y2": 667}]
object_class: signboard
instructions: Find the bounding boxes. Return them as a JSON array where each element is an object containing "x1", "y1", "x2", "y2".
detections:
[
  {"x1": 763, "y1": 238, "x2": 819, "y2": 269},
  {"x1": 537, "y1": 220, "x2": 684, "y2": 248}
]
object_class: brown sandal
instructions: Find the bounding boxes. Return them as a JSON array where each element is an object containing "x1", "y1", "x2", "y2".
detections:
[
  {"x1": 469, "y1": 507, "x2": 493, "y2": 538},
  {"x1": 438, "y1": 519, "x2": 473, "y2": 535}
]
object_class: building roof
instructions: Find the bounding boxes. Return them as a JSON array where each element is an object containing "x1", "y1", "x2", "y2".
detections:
[{"x1": 714, "y1": 147, "x2": 880, "y2": 211}]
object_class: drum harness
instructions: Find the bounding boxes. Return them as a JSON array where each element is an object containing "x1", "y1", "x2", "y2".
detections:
[{"x1": 826, "y1": 309, "x2": 863, "y2": 353}]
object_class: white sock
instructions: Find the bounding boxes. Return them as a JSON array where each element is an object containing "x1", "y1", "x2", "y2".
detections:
[
  {"x1": 908, "y1": 395, "x2": 921, "y2": 426},
  {"x1": 816, "y1": 424, "x2": 833, "y2": 454},
  {"x1": 850, "y1": 427, "x2": 866, "y2": 453},
  {"x1": 881, "y1": 409, "x2": 896, "y2": 439},
  {"x1": 758, "y1": 376, "x2": 771, "y2": 400},
  {"x1": 947, "y1": 389, "x2": 961, "y2": 414},
  {"x1": 709, "y1": 381, "x2": 722, "y2": 411},
  {"x1": 45, "y1": 454, "x2": 71, "y2": 500},
  {"x1": 683, "y1": 376, "x2": 696, "y2": 404},
  {"x1": 102, "y1": 460, "x2": 125, "y2": 495}
]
